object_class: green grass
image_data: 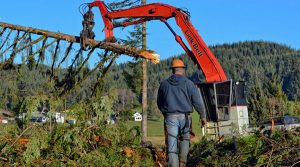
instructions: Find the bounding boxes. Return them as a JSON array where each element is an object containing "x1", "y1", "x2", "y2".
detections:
[{"x1": 126, "y1": 112, "x2": 204, "y2": 138}]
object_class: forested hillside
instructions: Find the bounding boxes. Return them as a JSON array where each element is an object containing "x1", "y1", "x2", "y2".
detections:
[
  {"x1": 107, "y1": 41, "x2": 300, "y2": 124},
  {"x1": 1, "y1": 41, "x2": 299, "y2": 125},
  {"x1": 109, "y1": 41, "x2": 300, "y2": 98}
]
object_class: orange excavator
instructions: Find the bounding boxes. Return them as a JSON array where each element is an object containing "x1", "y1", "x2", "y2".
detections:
[{"x1": 80, "y1": 1, "x2": 248, "y2": 126}]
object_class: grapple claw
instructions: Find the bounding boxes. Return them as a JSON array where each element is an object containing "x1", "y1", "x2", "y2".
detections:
[{"x1": 80, "y1": 9, "x2": 95, "y2": 50}]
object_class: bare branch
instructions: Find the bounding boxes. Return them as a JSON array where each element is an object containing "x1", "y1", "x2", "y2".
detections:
[
  {"x1": 0, "y1": 29, "x2": 13, "y2": 50},
  {"x1": 51, "y1": 40, "x2": 61, "y2": 78},
  {"x1": 91, "y1": 52, "x2": 119, "y2": 97},
  {"x1": 36, "y1": 37, "x2": 48, "y2": 68},
  {"x1": 60, "y1": 50, "x2": 115, "y2": 98},
  {"x1": 13, "y1": 35, "x2": 45, "y2": 55},
  {"x1": 26, "y1": 39, "x2": 57, "y2": 64},
  {"x1": 0, "y1": 31, "x2": 26, "y2": 69},
  {"x1": 70, "y1": 49, "x2": 82, "y2": 70},
  {"x1": 0, "y1": 27, "x2": 6, "y2": 36},
  {"x1": 56, "y1": 42, "x2": 73, "y2": 70},
  {"x1": 0, "y1": 31, "x2": 25, "y2": 56},
  {"x1": 73, "y1": 46, "x2": 96, "y2": 77}
]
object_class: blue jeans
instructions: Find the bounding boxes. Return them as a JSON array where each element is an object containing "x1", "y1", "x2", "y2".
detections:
[{"x1": 164, "y1": 113, "x2": 191, "y2": 167}]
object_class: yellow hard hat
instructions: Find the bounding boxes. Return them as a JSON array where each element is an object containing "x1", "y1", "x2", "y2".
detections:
[{"x1": 171, "y1": 59, "x2": 186, "y2": 68}]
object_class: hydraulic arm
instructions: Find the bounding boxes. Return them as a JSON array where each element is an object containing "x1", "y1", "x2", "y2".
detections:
[{"x1": 86, "y1": 1, "x2": 227, "y2": 82}]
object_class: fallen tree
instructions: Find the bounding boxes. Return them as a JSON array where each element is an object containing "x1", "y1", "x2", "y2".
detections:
[
  {"x1": 0, "y1": 22, "x2": 159, "y2": 64},
  {"x1": 0, "y1": 22, "x2": 158, "y2": 62}
]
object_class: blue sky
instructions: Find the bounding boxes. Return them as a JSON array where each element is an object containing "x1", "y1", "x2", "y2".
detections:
[{"x1": 0, "y1": 0, "x2": 299, "y2": 63}]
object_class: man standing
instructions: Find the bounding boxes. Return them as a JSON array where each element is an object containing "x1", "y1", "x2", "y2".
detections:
[{"x1": 157, "y1": 59, "x2": 207, "y2": 167}]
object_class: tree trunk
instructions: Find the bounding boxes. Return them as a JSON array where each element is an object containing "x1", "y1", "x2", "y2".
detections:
[{"x1": 141, "y1": 0, "x2": 148, "y2": 142}]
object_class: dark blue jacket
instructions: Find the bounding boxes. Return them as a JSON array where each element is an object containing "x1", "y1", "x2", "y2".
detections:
[{"x1": 157, "y1": 74, "x2": 206, "y2": 119}]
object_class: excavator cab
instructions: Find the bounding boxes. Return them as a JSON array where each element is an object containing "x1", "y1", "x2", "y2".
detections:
[
  {"x1": 197, "y1": 80, "x2": 249, "y2": 138},
  {"x1": 197, "y1": 80, "x2": 247, "y2": 122}
]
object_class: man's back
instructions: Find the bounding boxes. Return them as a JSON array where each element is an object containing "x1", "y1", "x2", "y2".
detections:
[
  {"x1": 157, "y1": 74, "x2": 193, "y2": 113},
  {"x1": 157, "y1": 74, "x2": 206, "y2": 119}
]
